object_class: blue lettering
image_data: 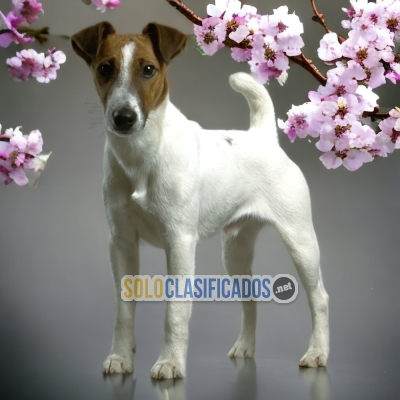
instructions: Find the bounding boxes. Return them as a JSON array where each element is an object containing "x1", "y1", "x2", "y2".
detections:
[
  {"x1": 208, "y1": 278, "x2": 216, "y2": 299},
  {"x1": 252, "y1": 278, "x2": 261, "y2": 299},
  {"x1": 262, "y1": 278, "x2": 271, "y2": 299},
  {"x1": 222, "y1": 278, "x2": 231, "y2": 298},
  {"x1": 232, "y1": 278, "x2": 241, "y2": 298},
  {"x1": 184, "y1": 279, "x2": 193, "y2": 298},
  {"x1": 194, "y1": 278, "x2": 202, "y2": 298},
  {"x1": 242, "y1": 278, "x2": 251, "y2": 298},
  {"x1": 166, "y1": 278, "x2": 174, "y2": 298},
  {"x1": 175, "y1": 278, "x2": 183, "y2": 298}
]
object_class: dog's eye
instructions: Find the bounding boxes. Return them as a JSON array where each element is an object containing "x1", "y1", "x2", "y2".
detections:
[
  {"x1": 142, "y1": 65, "x2": 156, "y2": 78},
  {"x1": 98, "y1": 62, "x2": 113, "y2": 79}
]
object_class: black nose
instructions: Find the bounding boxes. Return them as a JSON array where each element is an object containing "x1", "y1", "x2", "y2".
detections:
[{"x1": 112, "y1": 107, "x2": 137, "y2": 131}]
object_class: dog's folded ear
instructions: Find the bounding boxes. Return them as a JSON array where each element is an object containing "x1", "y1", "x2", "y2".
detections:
[
  {"x1": 142, "y1": 23, "x2": 187, "y2": 64},
  {"x1": 71, "y1": 22, "x2": 116, "y2": 65}
]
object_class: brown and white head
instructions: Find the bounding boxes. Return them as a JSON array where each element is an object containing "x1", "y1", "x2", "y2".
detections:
[{"x1": 71, "y1": 22, "x2": 187, "y2": 136}]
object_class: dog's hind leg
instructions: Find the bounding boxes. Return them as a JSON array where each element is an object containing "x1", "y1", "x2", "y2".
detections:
[
  {"x1": 271, "y1": 183, "x2": 329, "y2": 368},
  {"x1": 222, "y1": 219, "x2": 264, "y2": 358}
]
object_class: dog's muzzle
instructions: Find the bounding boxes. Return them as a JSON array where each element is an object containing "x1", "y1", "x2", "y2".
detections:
[{"x1": 112, "y1": 107, "x2": 137, "y2": 132}]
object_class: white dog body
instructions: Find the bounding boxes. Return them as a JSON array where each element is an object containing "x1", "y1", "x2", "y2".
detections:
[{"x1": 71, "y1": 22, "x2": 329, "y2": 379}]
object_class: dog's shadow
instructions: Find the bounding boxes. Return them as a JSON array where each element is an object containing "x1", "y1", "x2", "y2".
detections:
[
  {"x1": 230, "y1": 358, "x2": 258, "y2": 400},
  {"x1": 104, "y1": 360, "x2": 330, "y2": 400},
  {"x1": 299, "y1": 367, "x2": 331, "y2": 400},
  {"x1": 150, "y1": 359, "x2": 257, "y2": 400},
  {"x1": 103, "y1": 360, "x2": 255, "y2": 400},
  {"x1": 103, "y1": 372, "x2": 186, "y2": 400},
  {"x1": 151, "y1": 378, "x2": 186, "y2": 400},
  {"x1": 104, "y1": 374, "x2": 136, "y2": 400}
]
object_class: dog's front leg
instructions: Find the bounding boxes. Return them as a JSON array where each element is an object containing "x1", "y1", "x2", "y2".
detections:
[
  {"x1": 102, "y1": 153, "x2": 139, "y2": 374},
  {"x1": 102, "y1": 231, "x2": 139, "y2": 374},
  {"x1": 151, "y1": 233, "x2": 197, "y2": 380}
]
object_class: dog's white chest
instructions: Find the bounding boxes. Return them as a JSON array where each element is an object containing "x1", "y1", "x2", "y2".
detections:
[
  {"x1": 129, "y1": 201, "x2": 164, "y2": 248},
  {"x1": 131, "y1": 178, "x2": 148, "y2": 210}
]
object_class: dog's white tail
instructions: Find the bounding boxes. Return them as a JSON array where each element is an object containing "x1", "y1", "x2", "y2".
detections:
[{"x1": 229, "y1": 72, "x2": 277, "y2": 138}]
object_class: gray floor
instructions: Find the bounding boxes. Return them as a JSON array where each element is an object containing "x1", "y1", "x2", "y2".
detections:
[{"x1": 1, "y1": 0, "x2": 400, "y2": 399}]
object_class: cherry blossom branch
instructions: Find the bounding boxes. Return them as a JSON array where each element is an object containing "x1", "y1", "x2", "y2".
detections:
[
  {"x1": 363, "y1": 110, "x2": 390, "y2": 121},
  {"x1": 18, "y1": 26, "x2": 49, "y2": 44},
  {"x1": 166, "y1": 0, "x2": 202, "y2": 25},
  {"x1": 289, "y1": 54, "x2": 327, "y2": 85},
  {"x1": 310, "y1": 0, "x2": 331, "y2": 34},
  {"x1": 165, "y1": 0, "x2": 327, "y2": 85},
  {"x1": 311, "y1": 0, "x2": 346, "y2": 43}
]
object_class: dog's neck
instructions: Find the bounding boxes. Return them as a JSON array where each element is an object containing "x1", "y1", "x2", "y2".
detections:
[{"x1": 105, "y1": 93, "x2": 186, "y2": 179}]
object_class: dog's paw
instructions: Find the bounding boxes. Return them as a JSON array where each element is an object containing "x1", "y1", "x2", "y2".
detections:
[
  {"x1": 102, "y1": 354, "x2": 133, "y2": 374},
  {"x1": 150, "y1": 360, "x2": 186, "y2": 380},
  {"x1": 299, "y1": 349, "x2": 328, "y2": 368},
  {"x1": 228, "y1": 339, "x2": 255, "y2": 358}
]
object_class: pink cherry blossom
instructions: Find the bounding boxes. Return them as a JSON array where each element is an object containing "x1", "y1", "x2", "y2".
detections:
[
  {"x1": 386, "y1": 69, "x2": 400, "y2": 82},
  {"x1": 259, "y1": 6, "x2": 300, "y2": 37},
  {"x1": 378, "y1": 107, "x2": 400, "y2": 148},
  {"x1": 33, "y1": 49, "x2": 66, "y2": 83},
  {"x1": 255, "y1": 7, "x2": 304, "y2": 58},
  {"x1": 342, "y1": 149, "x2": 373, "y2": 171},
  {"x1": 11, "y1": 0, "x2": 43, "y2": 25},
  {"x1": 217, "y1": 1, "x2": 258, "y2": 45},
  {"x1": 231, "y1": 47, "x2": 252, "y2": 62},
  {"x1": 347, "y1": 3, "x2": 391, "y2": 43},
  {"x1": 9, "y1": 166, "x2": 29, "y2": 186},
  {"x1": 207, "y1": 0, "x2": 230, "y2": 18},
  {"x1": 370, "y1": 132, "x2": 395, "y2": 156},
  {"x1": 0, "y1": 11, "x2": 33, "y2": 48},
  {"x1": 194, "y1": 17, "x2": 226, "y2": 56},
  {"x1": 91, "y1": 0, "x2": 120, "y2": 12},
  {"x1": 318, "y1": 63, "x2": 358, "y2": 97},
  {"x1": 348, "y1": 121, "x2": 377, "y2": 148},
  {"x1": 26, "y1": 129, "x2": 43, "y2": 154},
  {"x1": 277, "y1": 103, "x2": 318, "y2": 142},
  {"x1": 199, "y1": 2, "x2": 304, "y2": 84},
  {"x1": 342, "y1": 60, "x2": 367, "y2": 81},
  {"x1": 368, "y1": 65, "x2": 386, "y2": 88},
  {"x1": 221, "y1": 0, "x2": 242, "y2": 20},
  {"x1": 6, "y1": 11, "x2": 24, "y2": 29},
  {"x1": 320, "y1": 152, "x2": 343, "y2": 169},
  {"x1": 7, "y1": 48, "x2": 44, "y2": 81},
  {"x1": 383, "y1": 0, "x2": 400, "y2": 38},
  {"x1": 250, "y1": 60, "x2": 283, "y2": 83},
  {"x1": 198, "y1": 0, "x2": 400, "y2": 170},
  {"x1": 9, "y1": 126, "x2": 27, "y2": 152},
  {"x1": 318, "y1": 32, "x2": 342, "y2": 62},
  {"x1": 0, "y1": 124, "x2": 50, "y2": 186},
  {"x1": 0, "y1": 162, "x2": 13, "y2": 185},
  {"x1": 249, "y1": 34, "x2": 290, "y2": 84},
  {"x1": 229, "y1": 24, "x2": 250, "y2": 43},
  {"x1": 341, "y1": 34, "x2": 382, "y2": 68},
  {"x1": 7, "y1": 48, "x2": 66, "y2": 83},
  {"x1": 280, "y1": 49, "x2": 384, "y2": 171},
  {"x1": 269, "y1": 6, "x2": 304, "y2": 56},
  {"x1": 24, "y1": 153, "x2": 50, "y2": 172},
  {"x1": 320, "y1": 147, "x2": 372, "y2": 172},
  {"x1": 355, "y1": 85, "x2": 379, "y2": 111},
  {"x1": 0, "y1": 157, "x2": 23, "y2": 185}
]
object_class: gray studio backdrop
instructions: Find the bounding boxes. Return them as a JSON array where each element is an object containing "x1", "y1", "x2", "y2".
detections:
[{"x1": 0, "y1": 0, "x2": 399, "y2": 399}]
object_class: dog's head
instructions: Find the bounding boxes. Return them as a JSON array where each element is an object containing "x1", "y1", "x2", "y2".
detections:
[{"x1": 71, "y1": 22, "x2": 187, "y2": 136}]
